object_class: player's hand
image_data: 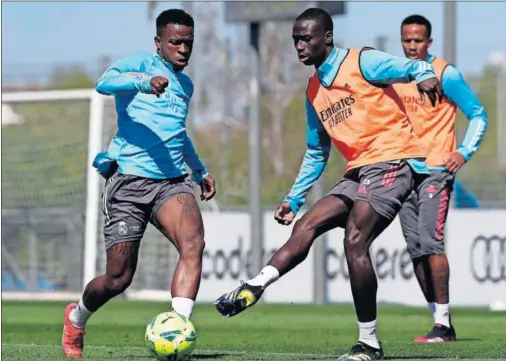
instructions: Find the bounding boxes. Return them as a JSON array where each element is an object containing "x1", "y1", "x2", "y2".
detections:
[
  {"x1": 417, "y1": 77, "x2": 443, "y2": 107},
  {"x1": 150, "y1": 76, "x2": 169, "y2": 97},
  {"x1": 444, "y1": 152, "x2": 466, "y2": 173},
  {"x1": 200, "y1": 175, "x2": 216, "y2": 201},
  {"x1": 274, "y1": 201, "x2": 295, "y2": 226}
]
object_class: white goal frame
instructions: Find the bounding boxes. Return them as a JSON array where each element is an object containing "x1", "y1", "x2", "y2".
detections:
[{"x1": 2, "y1": 89, "x2": 105, "y2": 296}]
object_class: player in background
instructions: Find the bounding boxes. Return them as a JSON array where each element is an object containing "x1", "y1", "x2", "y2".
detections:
[
  {"x1": 61, "y1": 9, "x2": 216, "y2": 358},
  {"x1": 394, "y1": 14, "x2": 488, "y2": 343},
  {"x1": 215, "y1": 8, "x2": 443, "y2": 361}
]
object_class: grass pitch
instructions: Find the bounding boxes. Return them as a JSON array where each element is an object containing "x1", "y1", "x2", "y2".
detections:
[{"x1": 2, "y1": 301, "x2": 505, "y2": 361}]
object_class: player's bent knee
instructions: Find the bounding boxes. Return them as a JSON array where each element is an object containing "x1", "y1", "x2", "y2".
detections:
[
  {"x1": 292, "y1": 218, "x2": 317, "y2": 240},
  {"x1": 344, "y1": 222, "x2": 367, "y2": 256},
  {"x1": 178, "y1": 235, "x2": 205, "y2": 259},
  {"x1": 104, "y1": 271, "x2": 134, "y2": 295}
]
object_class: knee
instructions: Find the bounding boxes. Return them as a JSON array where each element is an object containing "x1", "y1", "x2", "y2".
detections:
[
  {"x1": 344, "y1": 222, "x2": 367, "y2": 256},
  {"x1": 292, "y1": 218, "x2": 317, "y2": 241},
  {"x1": 179, "y1": 234, "x2": 206, "y2": 259},
  {"x1": 104, "y1": 270, "x2": 133, "y2": 295}
]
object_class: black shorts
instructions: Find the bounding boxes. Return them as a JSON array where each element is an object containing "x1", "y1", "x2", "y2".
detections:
[
  {"x1": 328, "y1": 160, "x2": 416, "y2": 221},
  {"x1": 399, "y1": 170, "x2": 454, "y2": 258},
  {"x1": 101, "y1": 172, "x2": 196, "y2": 249}
]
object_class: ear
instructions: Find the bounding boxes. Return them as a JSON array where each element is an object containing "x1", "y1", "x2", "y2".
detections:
[
  {"x1": 324, "y1": 30, "x2": 333, "y2": 46},
  {"x1": 154, "y1": 36, "x2": 161, "y2": 51},
  {"x1": 428, "y1": 37, "x2": 433, "y2": 49}
]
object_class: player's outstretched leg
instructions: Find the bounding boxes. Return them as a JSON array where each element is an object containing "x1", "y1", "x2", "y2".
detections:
[
  {"x1": 62, "y1": 241, "x2": 141, "y2": 358},
  {"x1": 338, "y1": 200, "x2": 389, "y2": 361},
  {"x1": 153, "y1": 192, "x2": 206, "y2": 320},
  {"x1": 215, "y1": 194, "x2": 352, "y2": 317}
]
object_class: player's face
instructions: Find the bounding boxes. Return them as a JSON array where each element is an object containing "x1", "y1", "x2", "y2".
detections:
[
  {"x1": 401, "y1": 24, "x2": 432, "y2": 60},
  {"x1": 292, "y1": 19, "x2": 331, "y2": 67},
  {"x1": 155, "y1": 24, "x2": 194, "y2": 70}
]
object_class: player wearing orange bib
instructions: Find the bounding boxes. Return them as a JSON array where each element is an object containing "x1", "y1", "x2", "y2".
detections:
[
  {"x1": 393, "y1": 15, "x2": 488, "y2": 343},
  {"x1": 215, "y1": 8, "x2": 444, "y2": 361}
]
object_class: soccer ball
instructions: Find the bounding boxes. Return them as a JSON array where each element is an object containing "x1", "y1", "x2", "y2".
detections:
[{"x1": 145, "y1": 311, "x2": 197, "y2": 361}]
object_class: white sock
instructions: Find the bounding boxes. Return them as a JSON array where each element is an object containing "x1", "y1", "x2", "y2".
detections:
[
  {"x1": 246, "y1": 265, "x2": 280, "y2": 288},
  {"x1": 428, "y1": 302, "x2": 436, "y2": 319},
  {"x1": 69, "y1": 299, "x2": 93, "y2": 328},
  {"x1": 434, "y1": 303, "x2": 450, "y2": 327},
  {"x1": 172, "y1": 297, "x2": 195, "y2": 320},
  {"x1": 358, "y1": 320, "x2": 380, "y2": 349}
]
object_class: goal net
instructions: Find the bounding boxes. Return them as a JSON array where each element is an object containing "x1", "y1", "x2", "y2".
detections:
[{"x1": 2, "y1": 89, "x2": 209, "y2": 301}]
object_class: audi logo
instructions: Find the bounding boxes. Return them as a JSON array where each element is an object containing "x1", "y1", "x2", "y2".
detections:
[{"x1": 470, "y1": 235, "x2": 505, "y2": 283}]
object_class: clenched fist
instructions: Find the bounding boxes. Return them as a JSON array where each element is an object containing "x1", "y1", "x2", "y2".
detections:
[
  {"x1": 274, "y1": 201, "x2": 295, "y2": 226},
  {"x1": 149, "y1": 76, "x2": 169, "y2": 97},
  {"x1": 417, "y1": 77, "x2": 444, "y2": 107}
]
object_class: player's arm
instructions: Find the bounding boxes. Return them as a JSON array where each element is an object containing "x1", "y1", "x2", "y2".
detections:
[
  {"x1": 442, "y1": 65, "x2": 489, "y2": 162},
  {"x1": 183, "y1": 134, "x2": 209, "y2": 183},
  {"x1": 95, "y1": 52, "x2": 154, "y2": 95},
  {"x1": 282, "y1": 99, "x2": 331, "y2": 215},
  {"x1": 92, "y1": 136, "x2": 123, "y2": 179},
  {"x1": 359, "y1": 48, "x2": 436, "y2": 85}
]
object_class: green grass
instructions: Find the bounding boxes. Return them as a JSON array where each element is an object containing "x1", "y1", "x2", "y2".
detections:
[{"x1": 2, "y1": 301, "x2": 506, "y2": 361}]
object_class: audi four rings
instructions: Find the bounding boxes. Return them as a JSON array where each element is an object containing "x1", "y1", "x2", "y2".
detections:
[{"x1": 470, "y1": 235, "x2": 506, "y2": 283}]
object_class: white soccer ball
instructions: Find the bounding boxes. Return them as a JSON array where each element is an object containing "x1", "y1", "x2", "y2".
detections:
[{"x1": 145, "y1": 311, "x2": 197, "y2": 361}]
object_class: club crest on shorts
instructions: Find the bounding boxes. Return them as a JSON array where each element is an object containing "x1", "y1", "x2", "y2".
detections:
[{"x1": 118, "y1": 221, "x2": 128, "y2": 236}]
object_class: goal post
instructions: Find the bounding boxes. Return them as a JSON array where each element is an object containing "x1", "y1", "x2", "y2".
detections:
[
  {"x1": 2, "y1": 89, "x2": 105, "y2": 299},
  {"x1": 83, "y1": 91, "x2": 105, "y2": 289}
]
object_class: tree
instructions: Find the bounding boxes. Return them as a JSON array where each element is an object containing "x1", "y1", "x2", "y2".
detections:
[
  {"x1": 50, "y1": 66, "x2": 95, "y2": 89},
  {"x1": 260, "y1": 21, "x2": 311, "y2": 177}
]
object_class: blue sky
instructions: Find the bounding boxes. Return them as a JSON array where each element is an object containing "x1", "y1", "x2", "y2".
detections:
[{"x1": 2, "y1": 1, "x2": 506, "y2": 83}]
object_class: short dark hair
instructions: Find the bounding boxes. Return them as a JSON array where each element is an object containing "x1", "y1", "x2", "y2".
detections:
[
  {"x1": 401, "y1": 14, "x2": 432, "y2": 38},
  {"x1": 296, "y1": 7, "x2": 333, "y2": 32},
  {"x1": 156, "y1": 9, "x2": 194, "y2": 35}
]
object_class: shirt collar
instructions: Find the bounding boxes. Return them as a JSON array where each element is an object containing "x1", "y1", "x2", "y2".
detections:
[
  {"x1": 317, "y1": 46, "x2": 339, "y2": 77},
  {"x1": 154, "y1": 52, "x2": 181, "y2": 73},
  {"x1": 425, "y1": 53, "x2": 435, "y2": 63}
]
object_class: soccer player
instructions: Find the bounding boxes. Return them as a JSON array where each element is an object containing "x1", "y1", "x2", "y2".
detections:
[
  {"x1": 215, "y1": 8, "x2": 442, "y2": 361},
  {"x1": 394, "y1": 14, "x2": 488, "y2": 343},
  {"x1": 61, "y1": 9, "x2": 216, "y2": 358}
]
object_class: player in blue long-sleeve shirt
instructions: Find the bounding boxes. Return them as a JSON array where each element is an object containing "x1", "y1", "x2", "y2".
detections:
[
  {"x1": 394, "y1": 14, "x2": 488, "y2": 343},
  {"x1": 62, "y1": 9, "x2": 215, "y2": 358},
  {"x1": 215, "y1": 8, "x2": 444, "y2": 361}
]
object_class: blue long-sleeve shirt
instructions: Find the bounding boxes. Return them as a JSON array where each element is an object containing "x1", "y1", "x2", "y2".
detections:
[
  {"x1": 425, "y1": 54, "x2": 488, "y2": 167},
  {"x1": 284, "y1": 47, "x2": 436, "y2": 215},
  {"x1": 92, "y1": 51, "x2": 208, "y2": 183}
]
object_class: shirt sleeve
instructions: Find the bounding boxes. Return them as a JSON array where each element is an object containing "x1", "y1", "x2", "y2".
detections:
[
  {"x1": 283, "y1": 98, "x2": 331, "y2": 215},
  {"x1": 360, "y1": 49, "x2": 436, "y2": 85},
  {"x1": 183, "y1": 133, "x2": 208, "y2": 183},
  {"x1": 95, "y1": 52, "x2": 153, "y2": 95},
  {"x1": 441, "y1": 65, "x2": 489, "y2": 161}
]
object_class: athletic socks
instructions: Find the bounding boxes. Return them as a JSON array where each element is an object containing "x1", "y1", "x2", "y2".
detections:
[
  {"x1": 434, "y1": 303, "x2": 451, "y2": 327},
  {"x1": 358, "y1": 320, "x2": 381, "y2": 349},
  {"x1": 246, "y1": 265, "x2": 280, "y2": 288},
  {"x1": 69, "y1": 299, "x2": 93, "y2": 328},
  {"x1": 172, "y1": 297, "x2": 195, "y2": 319}
]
